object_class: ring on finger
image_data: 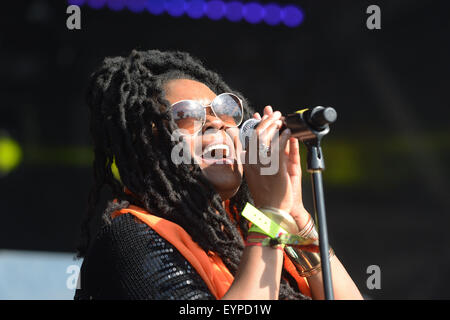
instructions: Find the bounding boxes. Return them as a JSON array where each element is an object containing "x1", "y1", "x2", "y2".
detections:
[{"x1": 259, "y1": 142, "x2": 271, "y2": 156}]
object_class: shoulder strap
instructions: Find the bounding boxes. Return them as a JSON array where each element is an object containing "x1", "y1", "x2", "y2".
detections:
[{"x1": 112, "y1": 205, "x2": 233, "y2": 299}]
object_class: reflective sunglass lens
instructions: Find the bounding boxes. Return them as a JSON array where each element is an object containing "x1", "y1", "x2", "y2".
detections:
[
  {"x1": 212, "y1": 93, "x2": 243, "y2": 127},
  {"x1": 171, "y1": 100, "x2": 205, "y2": 134}
]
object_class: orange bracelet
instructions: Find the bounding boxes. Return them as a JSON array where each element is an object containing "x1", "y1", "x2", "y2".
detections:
[
  {"x1": 245, "y1": 233, "x2": 285, "y2": 251},
  {"x1": 244, "y1": 241, "x2": 285, "y2": 251}
]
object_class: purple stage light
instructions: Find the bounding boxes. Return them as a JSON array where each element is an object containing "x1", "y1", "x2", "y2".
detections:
[
  {"x1": 263, "y1": 3, "x2": 281, "y2": 26},
  {"x1": 186, "y1": 0, "x2": 205, "y2": 19},
  {"x1": 107, "y1": 0, "x2": 125, "y2": 11},
  {"x1": 243, "y1": 2, "x2": 264, "y2": 24},
  {"x1": 74, "y1": 0, "x2": 304, "y2": 28},
  {"x1": 205, "y1": 0, "x2": 225, "y2": 21},
  {"x1": 126, "y1": 0, "x2": 146, "y2": 13},
  {"x1": 146, "y1": 0, "x2": 165, "y2": 15},
  {"x1": 87, "y1": 0, "x2": 106, "y2": 9},
  {"x1": 282, "y1": 5, "x2": 304, "y2": 27},
  {"x1": 68, "y1": 0, "x2": 86, "y2": 5},
  {"x1": 225, "y1": 1, "x2": 243, "y2": 22},
  {"x1": 165, "y1": 0, "x2": 185, "y2": 17}
]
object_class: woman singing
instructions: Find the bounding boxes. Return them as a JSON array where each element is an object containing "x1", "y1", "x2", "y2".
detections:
[{"x1": 74, "y1": 49, "x2": 362, "y2": 300}]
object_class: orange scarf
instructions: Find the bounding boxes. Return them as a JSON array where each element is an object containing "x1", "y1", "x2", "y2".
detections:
[{"x1": 112, "y1": 203, "x2": 311, "y2": 299}]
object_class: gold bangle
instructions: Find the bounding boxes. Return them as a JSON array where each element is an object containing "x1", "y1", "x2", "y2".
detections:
[
  {"x1": 284, "y1": 246, "x2": 335, "y2": 277},
  {"x1": 258, "y1": 206, "x2": 319, "y2": 241},
  {"x1": 258, "y1": 206, "x2": 299, "y2": 234},
  {"x1": 296, "y1": 215, "x2": 319, "y2": 241}
]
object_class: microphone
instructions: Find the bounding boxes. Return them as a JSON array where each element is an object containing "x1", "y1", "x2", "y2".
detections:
[{"x1": 239, "y1": 106, "x2": 337, "y2": 147}]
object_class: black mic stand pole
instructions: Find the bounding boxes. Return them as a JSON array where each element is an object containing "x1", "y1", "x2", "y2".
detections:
[
  {"x1": 305, "y1": 137, "x2": 334, "y2": 300},
  {"x1": 286, "y1": 107, "x2": 336, "y2": 300}
]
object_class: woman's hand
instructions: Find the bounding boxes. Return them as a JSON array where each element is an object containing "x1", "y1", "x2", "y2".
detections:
[
  {"x1": 241, "y1": 106, "x2": 293, "y2": 213},
  {"x1": 284, "y1": 135, "x2": 312, "y2": 230},
  {"x1": 242, "y1": 105, "x2": 312, "y2": 229}
]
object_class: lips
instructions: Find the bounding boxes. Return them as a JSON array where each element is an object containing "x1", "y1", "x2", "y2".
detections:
[
  {"x1": 202, "y1": 143, "x2": 230, "y2": 158},
  {"x1": 200, "y1": 135, "x2": 236, "y2": 165}
]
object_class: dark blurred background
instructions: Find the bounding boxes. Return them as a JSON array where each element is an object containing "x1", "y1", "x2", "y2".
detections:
[{"x1": 0, "y1": 0, "x2": 449, "y2": 299}]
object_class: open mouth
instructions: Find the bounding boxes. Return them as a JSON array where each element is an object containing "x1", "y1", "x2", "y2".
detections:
[{"x1": 201, "y1": 143, "x2": 233, "y2": 165}]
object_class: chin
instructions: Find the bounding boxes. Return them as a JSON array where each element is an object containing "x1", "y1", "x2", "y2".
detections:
[{"x1": 201, "y1": 165, "x2": 243, "y2": 200}]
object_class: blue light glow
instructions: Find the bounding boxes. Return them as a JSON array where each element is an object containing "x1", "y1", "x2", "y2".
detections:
[
  {"x1": 186, "y1": 0, "x2": 205, "y2": 19},
  {"x1": 243, "y1": 2, "x2": 264, "y2": 24},
  {"x1": 72, "y1": 0, "x2": 304, "y2": 28},
  {"x1": 87, "y1": 0, "x2": 106, "y2": 9},
  {"x1": 263, "y1": 3, "x2": 281, "y2": 26},
  {"x1": 68, "y1": 0, "x2": 86, "y2": 5},
  {"x1": 206, "y1": 1, "x2": 225, "y2": 21},
  {"x1": 107, "y1": 0, "x2": 125, "y2": 11},
  {"x1": 282, "y1": 5, "x2": 304, "y2": 27},
  {"x1": 126, "y1": 0, "x2": 147, "y2": 13},
  {"x1": 165, "y1": 0, "x2": 185, "y2": 17},
  {"x1": 146, "y1": 0, "x2": 165, "y2": 15},
  {"x1": 225, "y1": 1, "x2": 243, "y2": 22}
]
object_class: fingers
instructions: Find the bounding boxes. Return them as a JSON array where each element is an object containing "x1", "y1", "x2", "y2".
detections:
[
  {"x1": 278, "y1": 128, "x2": 291, "y2": 156},
  {"x1": 289, "y1": 137, "x2": 300, "y2": 164},
  {"x1": 270, "y1": 127, "x2": 291, "y2": 157},
  {"x1": 257, "y1": 106, "x2": 275, "y2": 127},
  {"x1": 256, "y1": 110, "x2": 281, "y2": 133},
  {"x1": 253, "y1": 106, "x2": 285, "y2": 152},
  {"x1": 287, "y1": 137, "x2": 301, "y2": 177},
  {"x1": 261, "y1": 119, "x2": 283, "y2": 145},
  {"x1": 263, "y1": 105, "x2": 273, "y2": 117},
  {"x1": 250, "y1": 106, "x2": 293, "y2": 167},
  {"x1": 253, "y1": 104, "x2": 272, "y2": 120}
]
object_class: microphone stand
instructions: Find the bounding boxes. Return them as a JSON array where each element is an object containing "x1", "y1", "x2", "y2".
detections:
[
  {"x1": 305, "y1": 137, "x2": 334, "y2": 300},
  {"x1": 286, "y1": 107, "x2": 335, "y2": 300}
]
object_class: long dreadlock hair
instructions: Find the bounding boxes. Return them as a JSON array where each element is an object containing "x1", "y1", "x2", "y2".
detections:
[{"x1": 78, "y1": 49, "x2": 308, "y2": 300}]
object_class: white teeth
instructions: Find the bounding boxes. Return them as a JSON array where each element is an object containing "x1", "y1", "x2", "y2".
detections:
[{"x1": 202, "y1": 144, "x2": 230, "y2": 158}]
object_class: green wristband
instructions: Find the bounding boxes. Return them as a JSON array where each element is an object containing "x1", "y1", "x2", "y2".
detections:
[
  {"x1": 242, "y1": 202, "x2": 317, "y2": 247},
  {"x1": 242, "y1": 203, "x2": 288, "y2": 238}
]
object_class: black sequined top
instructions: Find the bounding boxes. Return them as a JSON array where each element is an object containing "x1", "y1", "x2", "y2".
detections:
[{"x1": 74, "y1": 213, "x2": 214, "y2": 300}]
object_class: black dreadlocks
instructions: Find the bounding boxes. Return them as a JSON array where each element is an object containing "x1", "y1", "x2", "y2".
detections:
[{"x1": 78, "y1": 49, "x2": 307, "y2": 300}]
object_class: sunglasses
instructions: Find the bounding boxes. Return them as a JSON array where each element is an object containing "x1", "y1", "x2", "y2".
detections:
[{"x1": 169, "y1": 92, "x2": 244, "y2": 135}]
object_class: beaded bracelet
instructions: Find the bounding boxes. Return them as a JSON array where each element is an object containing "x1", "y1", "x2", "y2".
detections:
[
  {"x1": 242, "y1": 203, "x2": 333, "y2": 277},
  {"x1": 245, "y1": 232, "x2": 285, "y2": 251}
]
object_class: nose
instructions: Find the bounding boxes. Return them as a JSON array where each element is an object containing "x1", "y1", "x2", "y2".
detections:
[{"x1": 202, "y1": 106, "x2": 226, "y2": 133}]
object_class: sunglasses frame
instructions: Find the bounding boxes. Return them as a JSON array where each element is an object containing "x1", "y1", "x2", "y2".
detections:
[{"x1": 169, "y1": 92, "x2": 244, "y2": 136}]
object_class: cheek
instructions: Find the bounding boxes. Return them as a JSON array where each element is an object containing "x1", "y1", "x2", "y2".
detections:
[
  {"x1": 237, "y1": 162, "x2": 244, "y2": 176},
  {"x1": 226, "y1": 127, "x2": 240, "y2": 143},
  {"x1": 183, "y1": 135, "x2": 202, "y2": 159},
  {"x1": 226, "y1": 127, "x2": 243, "y2": 157}
]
